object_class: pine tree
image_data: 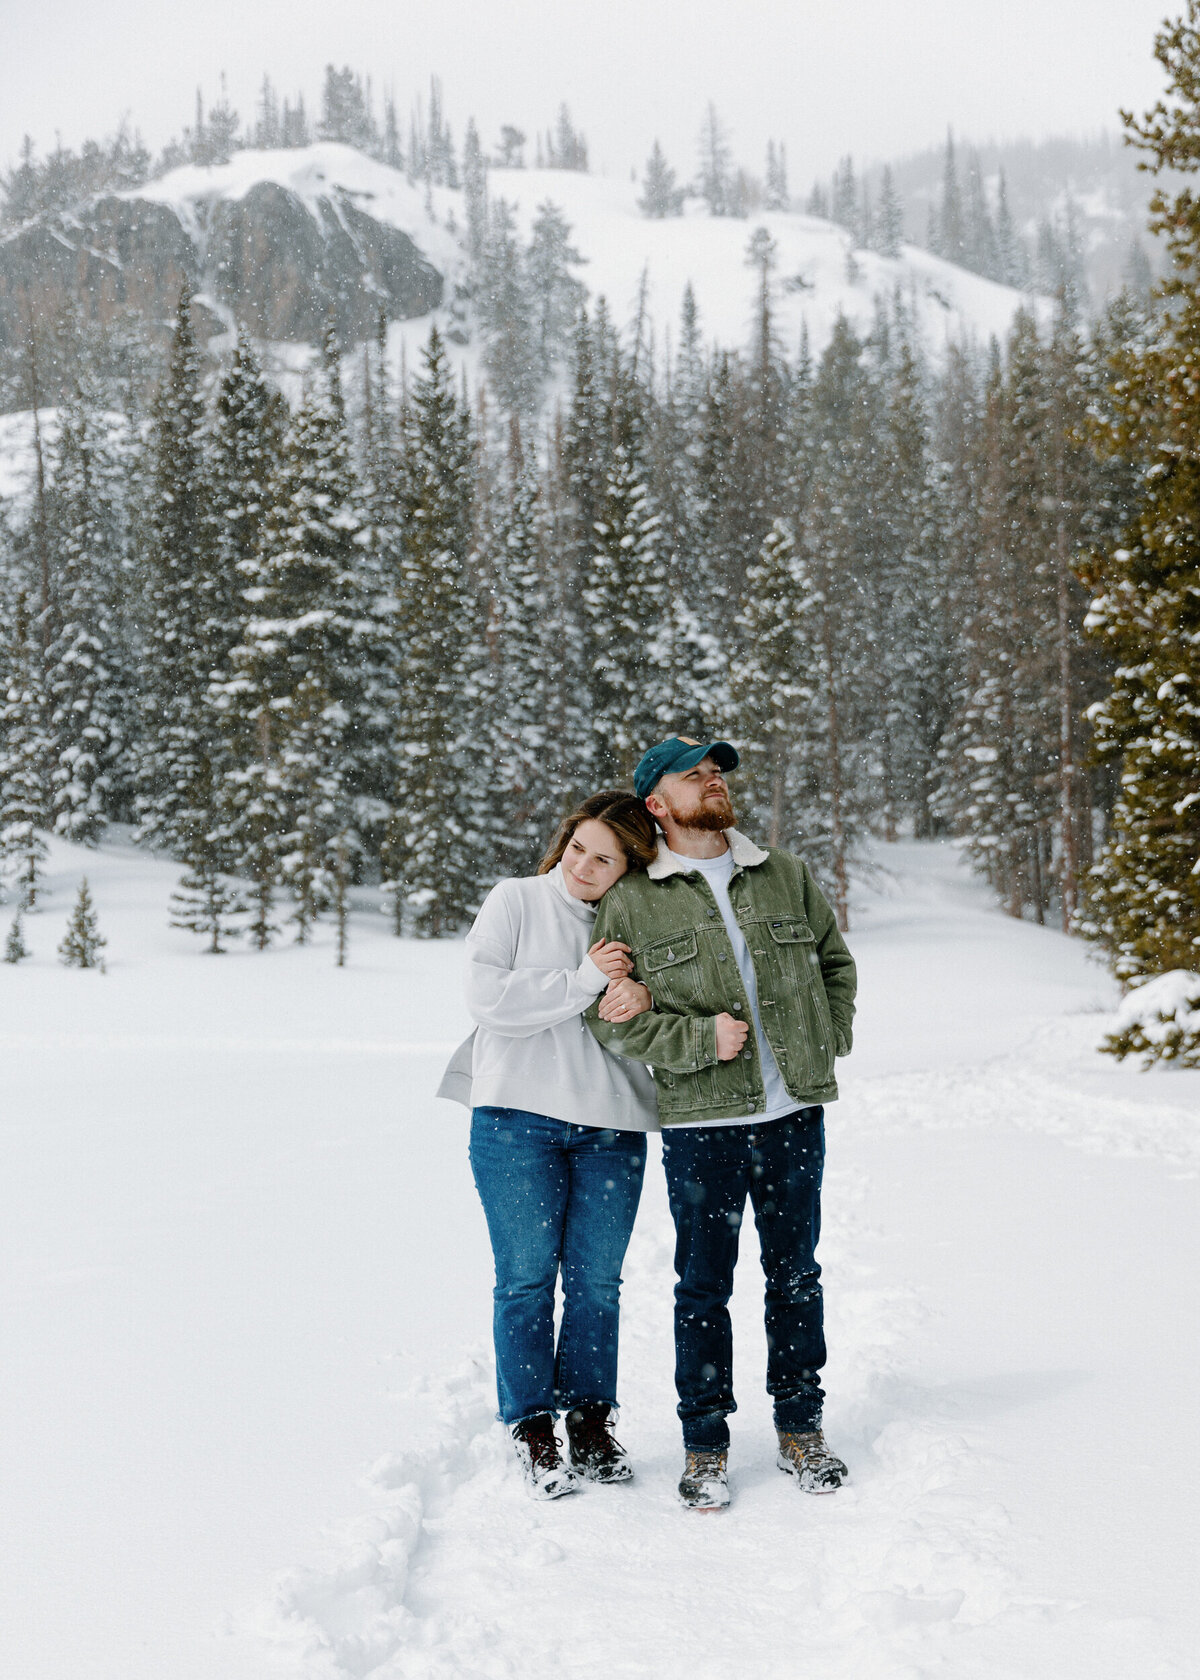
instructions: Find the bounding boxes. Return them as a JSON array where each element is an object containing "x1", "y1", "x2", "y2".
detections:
[
  {"x1": 44, "y1": 384, "x2": 124, "y2": 843},
  {"x1": 254, "y1": 76, "x2": 281, "y2": 149},
  {"x1": 876, "y1": 167, "x2": 904, "y2": 258},
  {"x1": 205, "y1": 330, "x2": 281, "y2": 919},
  {"x1": 462, "y1": 118, "x2": 488, "y2": 262},
  {"x1": 730, "y1": 519, "x2": 816, "y2": 847},
  {"x1": 697, "y1": 105, "x2": 733, "y2": 217},
  {"x1": 0, "y1": 590, "x2": 51, "y2": 908},
  {"x1": 135, "y1": 291, "x2": 223, "y2": 862},
  {"x1": 964, "y1": 151, "x2": 998, "y2": 278},
  {"x1": 483, "y1": 420, "x2": 561, "y2": 873},
  {"x1": 59, "y1": 876, "x2": 105, "y2": 968},
  {"x1": 383, "y1": 328, "x2": 484, "y2": 934},
  {"x1": 232, "y1": 326, "x2": 369, "y2": 942},
  {"x1": 791, "y1": 494, "x2": 874, "y2": 927},
  {"x1": 935, "y1": 132, "x2": 965, "y2": 263},
  {"x1": 994, "y1": 172, "x2": 1029, "y2": 287},
  {"x1": 831, "y1": 156, "x2": 857, "y2": 232},
  {"x1": 170, "y1": 862, "x2": 242, "y2": 953},
  {"x1": 4, "y1": 909, "x2": 29, "y2": 963},
  {"x1": 639, "y1": 141, "x2": 684, "y2": 218},
  {"x1": 581, "y1": 354, "x2": 669, "y2": 783},
  {"x1": 765, "y1": 140, "x2": 789, "y2": 211},
  {"x1": 1078, "y1": 10, "x2": 1200, "y2": 978},
  {"x1": 525, "y1": 201, "x2": 586, "y2": 383},
  {"x1": 280, "y1": 95, "x2": 311, "y2": 149},
  {"x1": 478, "y1": 199, "x2": 538, "y2": 415}
]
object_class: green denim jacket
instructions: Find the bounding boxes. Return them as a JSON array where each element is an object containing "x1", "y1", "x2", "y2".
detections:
[{"x1": 585, "y1": 830, "x2": 856, "y2": 1126}]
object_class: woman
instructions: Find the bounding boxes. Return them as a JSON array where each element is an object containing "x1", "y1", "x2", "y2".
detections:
[{"x1": 438, "y1": 792, "x2": 659, "y2": 1499}]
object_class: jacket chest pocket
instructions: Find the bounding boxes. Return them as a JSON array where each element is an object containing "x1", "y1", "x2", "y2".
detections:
[
  {"x1": 641, "y1": 930, "x2": 701, "y2": 1009},
  {"x1": 766, "y1": 918, "x2": 821, "y2": 986}
]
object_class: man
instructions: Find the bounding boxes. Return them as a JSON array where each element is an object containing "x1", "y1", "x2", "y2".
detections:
[{"x1": 586, "y1": 736, "x2": 856, "y2": 1510}]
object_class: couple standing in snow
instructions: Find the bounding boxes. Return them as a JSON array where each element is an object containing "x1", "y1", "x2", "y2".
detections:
[{"x1": 439, "y1": 736, "x2": 857, "y2": 1509}]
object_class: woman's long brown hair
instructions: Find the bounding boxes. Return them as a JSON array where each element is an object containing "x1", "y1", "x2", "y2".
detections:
[{"x1": 538, "y1": 790, "x2": 659, "y2": 877}]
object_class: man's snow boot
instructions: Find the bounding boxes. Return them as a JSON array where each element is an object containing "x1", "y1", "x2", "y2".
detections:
[
  {"x1": 510, "y1": 1413, "x2": 580, "y2": 1500},
  {"x1": 677, "y1": 1446, "x2": 730, "y2": 1510},
  {"x1": 565, "y1": 1403, "x2": 633, "y2": 1483},
  {"x1": 776, "y1": 1428, "x2": 848, "y2": 1493}
]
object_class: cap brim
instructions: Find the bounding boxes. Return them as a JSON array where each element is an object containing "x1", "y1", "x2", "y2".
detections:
[{"x1": 671, "y1": 740, "x2": 739, "y2": 775}]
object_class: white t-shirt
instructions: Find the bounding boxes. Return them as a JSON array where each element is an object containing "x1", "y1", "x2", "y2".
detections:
[{"x1": 669, "y1": 847, "x2": 797, "y2": 1129}]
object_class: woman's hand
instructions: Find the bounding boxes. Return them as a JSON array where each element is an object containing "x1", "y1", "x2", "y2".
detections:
[
  {"x1": 597, "y1": 976, "x2": 653, "y2": 1023},
  {"x1": 588, "y1": 938, "x2": 633, "y2": 983}
]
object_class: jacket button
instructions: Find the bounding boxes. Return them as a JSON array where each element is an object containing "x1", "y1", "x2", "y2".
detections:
[
  {"x1": 718, "y1": 953, "x2": 727, "y2": 962},
  {"x1": 743, "y1": 1049, "x2": 752, "y2": 1059},
  {"x1": 707, "y1": 909, "x2": 717, "y2": 917}
]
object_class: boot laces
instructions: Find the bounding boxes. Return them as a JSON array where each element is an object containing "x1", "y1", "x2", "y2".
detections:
[
  {"x1": 569, "y1": 1406, "x2": 616, "y2": 1459},
  {"x1": 513, "y1": 1414, "x2": 561, "y2": 1473}
]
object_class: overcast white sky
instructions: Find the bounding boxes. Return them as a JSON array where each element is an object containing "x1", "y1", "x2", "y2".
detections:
[{"x1": 0, "y1": 0, "x2": 1174, "y2": 184}]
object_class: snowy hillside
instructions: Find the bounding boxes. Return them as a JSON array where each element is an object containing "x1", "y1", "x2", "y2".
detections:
[
  {"x1": 121, "y1": 142, "x2": 1043, "y2": 372},
  {"x1": 3, "y1": 836, "x2": 1198, "y2": 1680}
]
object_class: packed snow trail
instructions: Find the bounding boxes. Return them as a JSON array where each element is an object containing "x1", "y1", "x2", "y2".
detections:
[{"x1": 1, "y1": 837, "x2": 1197, "y2": 1680}]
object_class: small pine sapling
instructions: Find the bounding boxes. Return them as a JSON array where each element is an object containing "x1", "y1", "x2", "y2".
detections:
[
  {"x1": 58, "y1": 877, "x2": 107, "y2": 970},
  {"x1": 4, "y1": 910, "x2": 30, "y2": 963},
  {"x1": 170, "y1": 861, "x2": 243, "y2": 954},
  {"x1": 330, "y1": 831, "x2": 351, "y2": 968}
]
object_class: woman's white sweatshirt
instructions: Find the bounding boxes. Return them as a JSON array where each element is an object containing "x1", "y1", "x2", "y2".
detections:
[{"x1": 437, "y1": 864, "x2": 659, "y2": 1132}]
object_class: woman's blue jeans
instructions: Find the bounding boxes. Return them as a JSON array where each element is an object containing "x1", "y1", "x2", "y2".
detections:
[{"x1": 469, "y1": 1107, "x2": 646, "y2": 1426}]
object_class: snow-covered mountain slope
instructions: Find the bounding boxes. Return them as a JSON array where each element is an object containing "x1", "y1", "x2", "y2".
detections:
[
  {"x1": 490, "y1": 165, "x2": 1043, "y2": 361},
  {"x1": 0, "y1": 142, "x2": 1045, "y2": 412},
  {"x1": 2, "y1": 836, "x2": 1197, "y2": 1680}
]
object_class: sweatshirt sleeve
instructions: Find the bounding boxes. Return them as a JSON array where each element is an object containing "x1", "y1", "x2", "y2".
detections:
[{"x1": 465, "y1": 885, "x2": 609, "y2": 1038}]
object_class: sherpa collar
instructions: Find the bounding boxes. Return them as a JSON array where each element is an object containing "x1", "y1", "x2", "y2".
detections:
[{"x1": 647, "y1": 827, "x2": 770, "y2": 881}]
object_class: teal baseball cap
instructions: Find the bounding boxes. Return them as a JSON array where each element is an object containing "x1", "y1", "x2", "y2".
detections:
[{"x1": 633, "y1": 736, "x2": 739, "y2": 800}]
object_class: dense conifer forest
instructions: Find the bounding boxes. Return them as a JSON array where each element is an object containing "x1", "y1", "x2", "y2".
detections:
[{"x1": 1, "y1": 24, "x2": 1197, "y2": 985}]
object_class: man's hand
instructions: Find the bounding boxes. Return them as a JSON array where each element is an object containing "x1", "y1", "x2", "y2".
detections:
[
  {"x1": 714, "y1": 1012, "x2": 750, "y2": 1061},
  {"x1": 587, "y1": 938, "x2": 633, "y2": 983},
  {"x1": 597, "y1": 976, "x2": 653, "y2": 1023}
]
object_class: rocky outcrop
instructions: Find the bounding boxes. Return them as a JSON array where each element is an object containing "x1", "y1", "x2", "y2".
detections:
[
  {"x1": 0, "y1": 174, "x2": 444, "y2": 370},
  {"x1": 203, "y1": 181, "x2": 443, "y2": 342}
]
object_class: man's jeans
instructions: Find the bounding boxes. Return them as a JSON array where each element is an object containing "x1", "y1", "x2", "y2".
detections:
[
  {"x1": 661, "y1": 1108, "x2": 826, "y2": 1450},
  {"x1": 469, "y1": 1107, "x2": 646, "y2": 1426}
]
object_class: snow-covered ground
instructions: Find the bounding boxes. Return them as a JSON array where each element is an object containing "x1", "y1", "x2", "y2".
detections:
[{"x1": 2, "y1": 836, "x2": 1198, "y2": 1680}]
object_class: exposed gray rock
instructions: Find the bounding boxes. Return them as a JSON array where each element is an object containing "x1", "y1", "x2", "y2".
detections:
[{"x1": 0, "y1": 175, "x2": 444, "y2": 371}]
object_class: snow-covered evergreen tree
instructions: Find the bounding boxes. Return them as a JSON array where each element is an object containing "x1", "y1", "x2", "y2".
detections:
[
  {"x1": 4, "y1": 908, "x2": 30, "y2": 963},
  {"x1": 230, "y1": 327, "x2": 369, "y2": 943},
  {"x1": 134, "y1": 291, "x2": 223, "y2": 862},
  {"x1": 382, "y1": 328, "x2": 484, "y2": 934},
  {"x1": 731, "y1": 519, "x2": 815, "y2": 846},
  {"x1": 478, "y1": 198, "x2": 538, "y2": 415},
  {"x1": 1079, "y1": 15, "x2": 1200, "y2": 977},
  {"x1": 59, "y1": 876, "x2": 105, "y2": 968},
  {"x1": 877, "y1": 167, "x2": 904, "y2": 258},
  {"x1": 697, "y1": 105, "x2": 733, "y2": 218},
  {"x1": 525, "y1": 202, "x2": 586, "y2": 385},
  {"x1": 639, "y1": 141, "x2": 684, "y2": 218},
  {"x1": 765, "y1": 140, "x2": 789, "y2": 211},
  {"x1": 0, "y1": 591, "x2": 52, "y2": 909},
  {"x1": 43, "y1": 387, "x2": 124, "y2": 843},
  {"x1": 581, "y1": 353, "x2": 669, "y2": 784}
]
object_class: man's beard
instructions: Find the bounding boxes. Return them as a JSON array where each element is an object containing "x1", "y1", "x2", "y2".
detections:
[{"x1": 664, "y1": 794, "x2": 737, "y2": 833}]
